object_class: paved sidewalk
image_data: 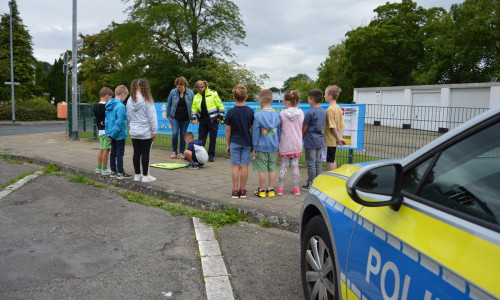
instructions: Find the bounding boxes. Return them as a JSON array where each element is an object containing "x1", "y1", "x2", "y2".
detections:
[{"x1": 0, "y1": 131, "x2": 308, "y2": 232}]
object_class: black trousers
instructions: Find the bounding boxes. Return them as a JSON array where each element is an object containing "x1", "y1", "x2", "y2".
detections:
[
  {"x1": 132, "y1": 138, "x2": 153, "y2": 175},
  {"x1": 198, "y1": 118, "x2": 218, "y2": 159}
]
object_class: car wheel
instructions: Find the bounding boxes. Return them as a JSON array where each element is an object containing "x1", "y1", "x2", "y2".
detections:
[{"x1": 301, "y1": 215, "x2": 339, "y2": 300}]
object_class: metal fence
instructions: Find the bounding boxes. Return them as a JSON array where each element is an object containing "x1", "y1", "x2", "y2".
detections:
[{"x1": 78, "y1": 104, "x2": 489, "y2": 167}]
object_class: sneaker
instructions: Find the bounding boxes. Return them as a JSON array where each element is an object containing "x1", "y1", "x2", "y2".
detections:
[
  {"x1": 117, "y1": 172, "x2": 132, "y2": 180},
  {"x1": 95, "y1": 168, "x2": 101, "y2": 174},
  {"x1": 266, "y1": 188, "x2": 276, "y2": 198},
  {"x1": 302, "y1": 183, "x2": 310, "y2": 191},
  {"x1": 134, "y1": 174, "x2": 143, "y2": 182},
  {"x1": 198, "y1": 163, "x2": 205, "y2": 168},
  {"x1": 276, "y1": 188, "x2": 284, "y2": 196},
  {"x1": 232, "y1": 190, "x2": 239, "y2": 199},
  {"x1": 109, "y1": 171, "x2": 117, "y2": 178},
  {"x1": 101, "y1": 169, "x2": 111, "y2": 176},
  {"x1": 187, "y1": 163, "x2": 198, "y2": 169},
  {"x1": 293, "y1": 188, "x2": 301, "y2": 196},
  {"x1": 254, "y1": 189, "x2": 266, "y2": 198},
  {"x1": 142, "y1": 175, "x2": 156, "y2": 182},
  {"x1": 239, "y1": 189, "x2": 247, "y2": 198},
  {"x1": 208, "y1": 157, "x2": 215, "y2": 162}
]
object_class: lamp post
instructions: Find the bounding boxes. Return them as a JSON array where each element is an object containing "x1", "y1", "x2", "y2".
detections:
[
  {"x1": 8, "y1": 1, "x2": 15, "y2": 123},
  {"x1": 71, "y1": 0, "x2": 78, "y2": 140}
]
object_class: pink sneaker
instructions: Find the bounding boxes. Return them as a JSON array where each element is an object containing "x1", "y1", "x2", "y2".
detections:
[
  {"x1": 276, "y1": 188, "x2": 284, "y2": 196},
  {"x1": 293, "y1": 188, "x2": 301, "y2": 196}
]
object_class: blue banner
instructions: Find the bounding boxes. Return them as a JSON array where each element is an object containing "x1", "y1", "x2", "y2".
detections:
[{"x1": 155, "y1": 102, "x2": 365, "y2": 151}]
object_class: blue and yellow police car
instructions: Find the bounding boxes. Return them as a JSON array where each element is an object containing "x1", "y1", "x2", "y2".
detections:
[{"x1": 300, "y1": 105, "x2": 500, "y2": 299}]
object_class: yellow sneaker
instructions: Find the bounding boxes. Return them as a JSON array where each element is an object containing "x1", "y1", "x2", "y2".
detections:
[
  {"x1": 266, "y1": 188, "x2": 276, "y2": 198},
  {"x1": 254, "y1": 189, "x2": 266, "y2": 198}
]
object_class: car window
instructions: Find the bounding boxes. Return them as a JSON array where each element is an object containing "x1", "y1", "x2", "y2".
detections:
[{"x1": 402, "y1": 122, "x2": 500, "y2": 225}]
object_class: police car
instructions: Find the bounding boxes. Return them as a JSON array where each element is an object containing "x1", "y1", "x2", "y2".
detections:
[{"x1": 300, "y1": 105, "x2": 500, "y2": 300}]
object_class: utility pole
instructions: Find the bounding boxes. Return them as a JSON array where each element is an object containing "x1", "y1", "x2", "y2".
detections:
[
  {"x1": 63, "y1": 51, "x2": 69, "y2": 135},
  {"x1": 8, "y1": 1, "x2": 15, "y2": 123},
  {"x1": 71, "y1": 0, "x2": 78, "y2": 140}
]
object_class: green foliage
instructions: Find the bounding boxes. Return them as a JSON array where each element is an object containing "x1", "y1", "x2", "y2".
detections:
[
  {"x1": 182, "y1": 56, "x2": 264, "y2": 101},
  {"x1": 289, "y1": 80, "x2": 317, "y2": 102},
  {"x1": 43, "y1": 163, "x2": 60, "y2": 174},
  {"x1": 0, "y1": 97, "x2": 57, "y2": 121},
  {"x1": 316, "y1": 42, "x2": 353, "y2": 103},
  {"x1": 121, "y1": 191, "x2": 248, "y2": 228},
  {"x1": 128, "y1": 0, "x2": 246, "y2": 64},
  {"x1": 0, "y1": 0, "x2": 37, "y2": 101},
  {"x1": 282, "y1": 74, "x2": 313, "y2": 92},
  {"x1": 259, "y1": 219, "x2": 272, "y2": 228},
  {"x1": 317, "y1": 0, "x2": 499, "y2": 95}
]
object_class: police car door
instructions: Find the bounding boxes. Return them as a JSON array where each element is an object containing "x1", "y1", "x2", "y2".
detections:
[{"x1": 344, "y1": 119, "x2": 500, "y2": 299}]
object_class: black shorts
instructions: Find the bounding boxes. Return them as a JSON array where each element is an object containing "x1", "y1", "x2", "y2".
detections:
[{"x1": 326, "y1": 147, "x2": 337, "y2": 163}]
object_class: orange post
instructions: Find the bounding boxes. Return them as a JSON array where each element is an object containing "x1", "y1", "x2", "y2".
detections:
[{"x1": 57, "y1": 102, "x2": 67, "y2": 119}]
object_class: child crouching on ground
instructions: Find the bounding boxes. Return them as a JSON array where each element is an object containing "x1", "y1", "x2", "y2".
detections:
[{"x1": 183, "y1": 132, "x2": 208, "y2": 169}]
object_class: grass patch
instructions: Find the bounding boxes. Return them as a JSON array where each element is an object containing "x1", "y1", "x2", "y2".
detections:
[
  {"x1": 0, "y1": 171, "x2": 36, "y2": 191},
  {"x1": 120, "y1": 191, "x2": 249, "y2": 228},
  {"x1": 43, "y1": 163, "x2": 60, "y2": 174},
  {"x1": 259, "y1": 219, "x2": 273, "y2": 228},
  {"x1": 68, "y1": 173, "x2": 107, "y2": 188}
]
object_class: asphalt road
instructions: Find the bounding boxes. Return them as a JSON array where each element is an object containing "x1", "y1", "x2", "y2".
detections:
[
  {"x1": 0, "y1": 160, "x2": 205, "y2": 299},
  {"x1": 0, "y1": 123, "x2": 65, "y2": 136},
  {"x1": 0, "y1": 159, "x2": 304, "y2": 300}
]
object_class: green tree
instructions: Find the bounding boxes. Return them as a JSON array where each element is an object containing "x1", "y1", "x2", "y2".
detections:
[
  {"x1": 45, "y1": 58, "x2": 66, "y2": 103},
  {"x1": 282, "y1": 73, "x2": 312, "y2": 92},
  {"x1": 344, "y1": 0, "x2": 438, "y2": 88},
  {"x1": 316, "y1": 41, "x2": 352, "y2": 103},
  {"x1": 444, "y1": 0, "x2": 499, "y2": 82},
  {"x1": 182, "y1": 55, "x2": 264, "y2": 101},
  {"x1": 126, "y1": 0, "x2": 246, "y2": 64},
  {"x1": 0, "y1": 0, "x2": 37, "y2": 101}
]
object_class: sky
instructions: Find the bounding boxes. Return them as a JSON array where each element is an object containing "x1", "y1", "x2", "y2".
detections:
[{"x1": 2, "y1": 0, "x2": 463, "y2": 89}]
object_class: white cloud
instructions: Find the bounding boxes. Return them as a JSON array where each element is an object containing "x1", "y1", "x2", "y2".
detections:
[{"x1": 2, "y1": 0, "x2": 463, "y2": 90}]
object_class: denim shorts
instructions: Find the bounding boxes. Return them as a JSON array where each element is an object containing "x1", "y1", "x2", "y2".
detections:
[{"x1": 230, "y1": 143, "x2": 251, "y2": 165}]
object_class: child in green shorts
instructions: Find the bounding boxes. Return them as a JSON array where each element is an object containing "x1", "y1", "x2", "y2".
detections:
[
  {"x1": 252, "y1": 89, "x2": 281, "y2": 198},
  {"x1": 93, "y1": 87, "x2": 113, "y2": 175}
]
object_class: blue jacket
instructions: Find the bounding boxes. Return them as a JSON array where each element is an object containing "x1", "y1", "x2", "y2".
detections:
[
  {"x1": 252, "y1": 109, "x2": 281, "y2": 152},
  {"x1": 166, "y1": 87, "x2": 194, "y2": 119},
  {"x1": 105, "y1": 98, "x2": 128, "y2": 140}
]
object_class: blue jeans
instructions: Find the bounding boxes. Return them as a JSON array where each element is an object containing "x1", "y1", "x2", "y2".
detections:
[
  {"x1": 110, "y1": 139, "x2": 125, "y2": 173},
  {"x1": 305, "y1": 147, "x2": 322, "y2": 184},
  {"x1": 171, "y1": 118, "x2": 190, "y2": 154}
]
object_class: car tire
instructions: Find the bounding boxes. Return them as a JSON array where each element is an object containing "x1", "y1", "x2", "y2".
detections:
[{"x1": 301, "y1": 215, "x2": 339, "y2": 300}]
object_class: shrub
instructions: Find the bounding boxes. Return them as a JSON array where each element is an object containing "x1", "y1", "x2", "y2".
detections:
[{"x1": 0, "y1": 97, "x2": 57, "y2": 121}]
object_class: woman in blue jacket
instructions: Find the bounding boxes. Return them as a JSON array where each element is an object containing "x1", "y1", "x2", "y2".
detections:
[{"x1": 167, "y1": 76, "x2": 194, "y2": 159}]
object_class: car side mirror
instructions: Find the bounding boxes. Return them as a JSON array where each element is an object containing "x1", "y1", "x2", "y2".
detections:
[{"x1": 346, "y1": 162, "x2": 403, "y2": 209}]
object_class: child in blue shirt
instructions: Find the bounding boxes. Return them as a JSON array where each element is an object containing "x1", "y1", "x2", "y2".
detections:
[
  {"x1": 105, "y1": 85, "x2": 131, "y2": 179},
  {"x1": 252, "y1": 89, "x2": 281, "y2": 198},
  {"x1": 183, "y1": 132, "x2": 209, "y2": 169},
  {"x1": 302, "y1": 89, "x2": 326, "y2": 191}
]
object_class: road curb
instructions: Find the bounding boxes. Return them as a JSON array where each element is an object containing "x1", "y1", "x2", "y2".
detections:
[{"x1": 9, "y1": 154, "x2": 301, "y2": 233}]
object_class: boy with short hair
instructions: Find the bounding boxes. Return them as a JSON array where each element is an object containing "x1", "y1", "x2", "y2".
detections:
[
  {"x1": 94, "y1": 87, "x2": 113, "y2": 175},
  {"x1": 225, "y1": 84, "x2": 254, "y2": 198},
  {"x1": 302, "y1": 88, "x2": 326, "y2": 191},
  {"x1": 183, "y1": 131, "x2": 209, "y2": 169},
  {"x1": 105, "y1": 85, "x2": 131, "y2": 179},
  {"x1": 324, "y1": 85, "x2": 346, "y2": 171},
  {"x1": 252, "y1": 89, "x2": 281, "y2": 198}
]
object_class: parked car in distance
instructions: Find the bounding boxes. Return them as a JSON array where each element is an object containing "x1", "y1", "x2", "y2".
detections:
[{"x1": 300, "y1": 105, "x2": 500, "y2": 300}]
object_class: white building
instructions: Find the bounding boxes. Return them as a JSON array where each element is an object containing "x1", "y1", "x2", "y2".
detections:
[{"x1": 354, "y1": 82, "x2": 500, "y2": 132}]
